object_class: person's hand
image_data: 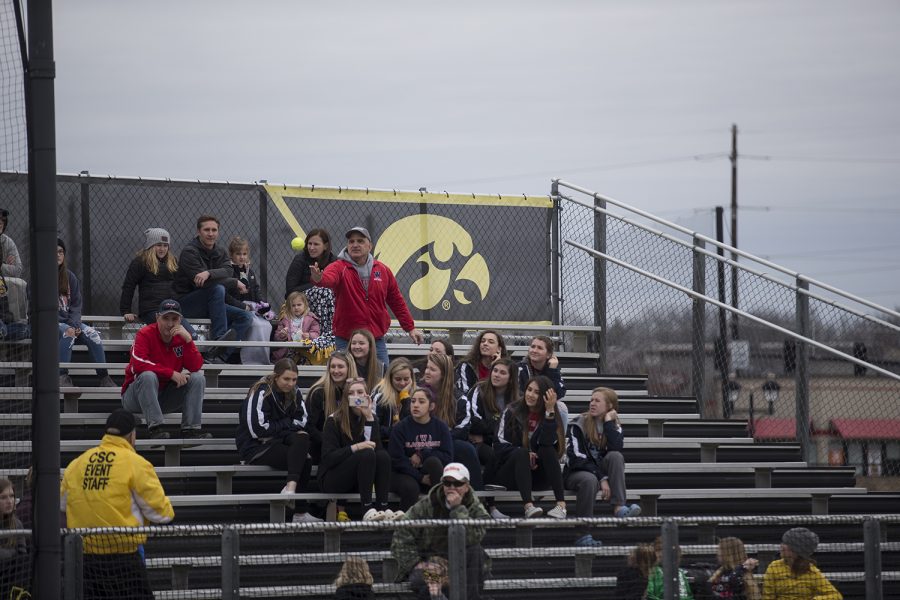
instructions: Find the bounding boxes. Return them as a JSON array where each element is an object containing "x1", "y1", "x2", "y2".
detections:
[
  {"x1": 409, "y1": 328, "x2": 424, "y2": 345},
  {"x1": 445, "y1": 485, "x2": 464, "y2": 508},
  {"x1": 236, "y1": 281, "x2": 248, "y2": 295},
  {"x1": 64, "y1": 327, "x2": 78, "y2": 338},
  {"x1": 353, "y1": 440, "x2": 376, "y2": 452},
  {"x1": 492, "y1": 349, "x2": 502, "y2": 364},
  {"x1": 410, "y1": 453, "x2": 422, "y2": 468},
  {"x1": 359, "y1": 396, "x2": 374, "y2": 420},
  {"x1": 604, "y1": 409, "x2": 618, "y2": 423},
  {"x1": 529, "y1": 451, "x2": 538, "y2": 470},
  {"x1": 544, "y1": 388, "x2": 558, "y2": 413},
  {"x1": 309, "y1": 262, "x2": 322, "y2": 283},
  {"x1": 193, "y1": 271, "x2": 210, "y2": 287},
  {"x1": 172, "y1": 324, "x2": 192, "y2": 343},
  {"x1": 421, "y1": 474, "x2": 431, "y2": 486},
  {"x1": 548, "y1": 355, "x2": 559, "y2": 369},
  {"x1": 124, "y1": 313, "x2": 137, "y2": 323},
  {"x1": 599, "y1": 479, "x2": 611, "y2": 501},
  {"x1": 170, "y1": 370, "x2": 188, "y2": 388},
  {"x1": 743, "y1": 558, "x2": 759, "y2": 571},
  {"x1": 468, "y1": 433, "x2": 484, "y2": 445},
  {"x1": 301, "y1": 332, "x2": 310, "y2": 341}
]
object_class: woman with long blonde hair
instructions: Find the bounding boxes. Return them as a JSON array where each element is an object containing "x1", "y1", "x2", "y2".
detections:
[
  {"x1": 372, "y1": 358, "x2": 415, "y2": 445},
  {"x1": 306, "y1": 352, "x2": 358, "y2": 463},
  {"x1": 710, "y1": 536, "x2": 760, "y2": 599}
]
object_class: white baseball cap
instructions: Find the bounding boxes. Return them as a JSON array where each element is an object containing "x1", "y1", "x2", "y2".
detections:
[{"x1": 441, "y1": 462, "x2": 470, "y2": 483}]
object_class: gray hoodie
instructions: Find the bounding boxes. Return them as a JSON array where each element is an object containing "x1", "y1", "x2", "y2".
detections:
[{"x1": 337, "y1": 247, "x2": 374, "y2": 294}]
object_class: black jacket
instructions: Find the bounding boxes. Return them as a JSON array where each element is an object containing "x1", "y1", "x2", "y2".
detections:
[
  {"x1": 119, "y1": 255, "x2": 177, "y2": 317},
  {"x1": 284, "y1": 251, "x2": 336, "y2": 298},
  {"x1": 173, "y1": 237, "x2": 241, "y2": 306},
  {"x1": 230, "y1": 264, "x2": 262, "y2": 303},
  {"x1": 565, "y1": 414, "x2": 625, "y2": 478},
  {"x1": 517, "y1": 359, "x2": 567, "y2": 399},
  {"x1": 318, "y1": 412, "x2": 382, "y2": 483},
  {"x1": 494, "y1": 402, "x2": 561, "y2": 463},
  {"x1": 235, "y1": 383, "x2": 311, "y2": 463},
  {"x1": 456, "y1": 385, "x2": 504, "y2": 445}
]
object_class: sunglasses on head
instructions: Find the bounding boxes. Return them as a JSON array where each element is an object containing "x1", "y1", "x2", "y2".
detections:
[{"x1": 441, "y1": 479, "x2": 466, "y2": 488}]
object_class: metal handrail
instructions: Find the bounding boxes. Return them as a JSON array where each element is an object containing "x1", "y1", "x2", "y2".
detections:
[
  {"x1": 565, "y1": 239, "x2": 900, "y2": 383},
  {"x1": 557, "y1": 191, "x2": 900, "y2": 336},
  {"x1": 555, "y1": 178, "x2": 900, "y2": 321}
]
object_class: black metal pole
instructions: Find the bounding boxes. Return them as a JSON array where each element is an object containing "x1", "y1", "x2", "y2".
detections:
[
  {"x1": 257, "y1": 187, "x2": 268, "y2": 298},
  {"x1": 715, "y1": 207, "x2": 730, "y2": 415},
  {"x1": 729, "y1": 124, "x2": 739, "y2": 340},
  {"x1": 79, "y1": 173, "x2": 91, "y2": 313},
  {"x1": 25, "y1": 0, "x2": 61, "y2": 597}
]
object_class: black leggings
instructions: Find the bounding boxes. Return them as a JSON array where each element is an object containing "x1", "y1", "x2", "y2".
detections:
[
  {"x1": 391, "y1": 456, "x2": 444, "y2": 510},
  {"x1": 476, "y1": 443, "x2": 497, "y2": 484},
  {"x1": 494, "y1": 446, "x2": 564, "y2": 503},
  {"x1": 250, "y1": 431, "x2": 312, "y2": 487},
  {"x1": 321, "y1": 448, "x2": 391, "y2": 506}
]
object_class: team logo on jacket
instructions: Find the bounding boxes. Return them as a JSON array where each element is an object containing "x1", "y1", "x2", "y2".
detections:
[
  {"x1": 375, "y1": 215, "x2": 490, "y2": 311},
  {"x1": 174, "y1": 346, "x2": 183, "y2": 357}
]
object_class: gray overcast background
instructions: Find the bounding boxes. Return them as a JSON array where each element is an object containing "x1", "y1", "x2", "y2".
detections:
[{"x1": 52, "y1": 1, "x2": 900, "y2": 308}]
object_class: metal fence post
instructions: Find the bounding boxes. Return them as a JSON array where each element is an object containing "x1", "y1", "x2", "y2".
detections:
[
  {"x1": 257, "y1": 187, "x2": 268, "y2": 298},
  {"x1": 795, "y1": 278, "x2": 812, "y2": 462},
  {"x1": 63, "y1": 533, "x2": 84, "y2": 600},
  {"x1": 594, "y1": 194, "x2": 607, "y2": 372},
  {"x1": 550, "y1": 181, "x2": 562, "y2": 326},
  {"x1": 864, "y1": 517, "x2": 883, "y2": 600},
  {"x1": 447, "y1": 523, "x2": 467, "y2": 600},
  {"x1": 79, "y1": 173, "x2": 92, "y2": 314},
  {"x1": 222, "y1": 526, "x2": 240, "y2": 600},
  {"x1": 692, "y1": 237, "x2": 706, "y2": 415},
  {"x1": 661, "y1": 520, "x2": 679, "y2": 600}
]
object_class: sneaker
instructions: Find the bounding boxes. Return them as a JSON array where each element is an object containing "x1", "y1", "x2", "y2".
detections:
[
  {"x1": 336, "y1": 511, "x2": 351, "y2": 523},
  {"x1": 205, "y1": 356, "x2": 226, "y2": 365},
  {"x1": 547, "y1": 504, "x2": 567, "y2": 520},
  {"x1": 292, "y1": 512, "x2": 323, "y2": 523},
  {"x1": 489, "y1": 506, "x2": 510, "y2": 520},
  {"x1": 97, "y1": 375, "x2": 117, "y2": 388},
  {"x1": 524, "y1": 505, "x2": 543, "y2": 519},
  {"x1": 388, "y1": 510, "x2": 405, "y2": 520},
  {"x1": 626, "y1": 503, "x2": 642, "y2": 518},
  {"x1": 381, "y1": 509, "x2": 395, "y2": 520},
  {"x1": 206, "y1": 328, "x2": 237, "y2": 361},
  {"x1": 59, "y1": 374, "x2": 74, "y2": 388},
  {"x1": 180, "y1": 429, "x2": 213, "y2": 439},
  {"x1": 615, "y1": 504, "x2": 642, "y2": 518},
  {"x1": 574, "y1": 534, "x2": 604, "y2": 547},
  {"x1": 280, "y1": 485, "x2": 295, "y2": 495},
  {"x1": 484, "y1": 484, "x2": 507, "y2": 492},
  {"x1": 363, "y1": 508, "x2": 386, "y2": 521},
  {"x1": 148, "y1": 427, "x2": 170, "y2": 440}
]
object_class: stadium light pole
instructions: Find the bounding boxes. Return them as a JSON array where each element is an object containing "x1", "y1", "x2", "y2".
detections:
[{"x1": 24, "y1": 0, "x2": 62, "y2": 597}]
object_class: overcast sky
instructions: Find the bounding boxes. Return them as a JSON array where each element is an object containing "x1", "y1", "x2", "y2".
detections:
[{"x1": 50, "y1": 0, "x2": 900, "y2": 310}]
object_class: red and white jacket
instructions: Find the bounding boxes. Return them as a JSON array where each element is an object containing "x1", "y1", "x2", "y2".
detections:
[
  {"x1": 122, "y1": 323, "x2": 204, "y2": 393},
  {"x1": 316, "y1": 256, "x2": 415, "y2": 339}
]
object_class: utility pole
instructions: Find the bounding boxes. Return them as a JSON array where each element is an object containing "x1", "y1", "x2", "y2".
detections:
[{"x1": 729, "y1": 124, "x2": 739, "y2": 341}]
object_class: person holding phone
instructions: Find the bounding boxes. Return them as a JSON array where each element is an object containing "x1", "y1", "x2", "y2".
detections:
[
  {"x1": 494, "y1": 376, "x2": 567, "y2": 519},
  {"x1": 320, "y1": 377, "x2": 397, "y2": 521},
  {"x1": 389, "y1": 387, "x2": 454, "y2": 510}
]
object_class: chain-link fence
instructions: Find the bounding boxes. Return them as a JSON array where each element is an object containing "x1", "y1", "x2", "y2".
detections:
[
  {"x1": 555, "y1": 179, "x2": 900, "y2": 476},
  {"x1": 45, "y1": 515, "x2": 900, "y2": 600}
]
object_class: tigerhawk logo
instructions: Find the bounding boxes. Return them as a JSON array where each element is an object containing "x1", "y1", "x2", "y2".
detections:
[{"x1": 374, "y1": 215, "x2": 490, "y2": 311}]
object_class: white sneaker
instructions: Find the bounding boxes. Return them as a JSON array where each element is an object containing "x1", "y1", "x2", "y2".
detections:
[
  {"x1": 381, "y1": 509, "x2": 395, "y2": 520},
  {"x1": 292, "y1": 512, "x2": 323, "y2": 523},
  {"x1": 547, "y1": 504, "x2": 567, "y2": 520},
  {"x1": 389, "y1": 510, "x2": 405, "y2": 520},
  {"x1": 524, "y1": 505, "x2": 543, "y2": 519},
  {"x1": 280, "y1": 486, "x2": 294, "y2": 495},
  {"x1": 490, "y1": 507, "x2": 510, "y2": 520},
  {"x1": 363, "y1": 508, "x2": 386, "y2": 521}
]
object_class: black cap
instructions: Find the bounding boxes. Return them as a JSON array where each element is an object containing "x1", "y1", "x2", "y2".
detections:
[
  {"x1": 105, "y1": 409, "x2": 136, "y2": 437},
  {"x1": 158, "y1": 299, "x2": 182, "y2": 317}
]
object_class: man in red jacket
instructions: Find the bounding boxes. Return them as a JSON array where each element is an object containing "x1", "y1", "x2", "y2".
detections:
[
  {"x1": 311, "y1": 226, "x2": 424, "y2": 365},
  {"x1": 121, "y1": 299, "x2": 211, "y2": 440}
]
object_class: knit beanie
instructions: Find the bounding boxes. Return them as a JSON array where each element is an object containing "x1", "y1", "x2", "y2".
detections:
[
  {"x1": 144, "y1": 228, "x2": 171, "y2": 250},
  {"x1": 782, "y1": 527, "x2": 818, "y2": 560},
  {"x1": 57, "y1": 238, "x2": 66, "y2": 254}
]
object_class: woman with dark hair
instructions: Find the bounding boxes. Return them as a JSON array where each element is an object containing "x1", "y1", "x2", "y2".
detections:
[
  {"x1": 320, "y1": 377, "x2": 398, "y2": 521},
  {"x1": 0, "y1": 478, "x2": 26, "y2": 559},
  {"x1": 389, "y1": 387, "x2": 454, "y2": 510},
  {"x1": 236, "y1": 358, "x2": 320, "y2": 522},
  {"x1": 306, "y1": 352, "x2": 358, "y2": 464},
  {"x1": 285, "y1": 228, "x2": 337, "y2": 353},
  {"x1": 120, "y1": 228, "x2": 194, "y2": 335},
  {"x1": 494, "y1": 375, "x2": 567, "y2": 519},
  {"x1": 57, "y1": 239, "x2": 115, "y2": 389},
  {"x1": 517, "y1": 335, "x2": 566, "y2": 399},
  {"x1": 455, "y1": 330, "x2": 508, "y2": 396},
  {"x1": 457, "y1": 357, "x2": 519, "y2": 519},
  {"x1": 421, "y1": 352, "x2": 484, "y2": 491},
  {"x1": 429, "y1": 338, "x2": 454, "y2": 358}
]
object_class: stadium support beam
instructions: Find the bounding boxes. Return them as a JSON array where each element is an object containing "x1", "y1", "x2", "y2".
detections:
[{"x1": 25, "y1": 0, "x2": 61, "y2": 597}]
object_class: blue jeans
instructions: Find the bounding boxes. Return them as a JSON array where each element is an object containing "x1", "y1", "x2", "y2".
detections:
[
  {"x1": 0, "y1": 320, "x2": 30, "y2": 340},
  {"x1": 178, "y1": 284, "x2": 252, "y2": 342},
  {"x1": 335, "y1": 335, "x2": 389, "y2": 366},
  {"x1": 58, "y1": 322, "x2": 108, "y2": 376},
  {"x1": 140, "y1": 311, "x2": 196, "y2": 338}
]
